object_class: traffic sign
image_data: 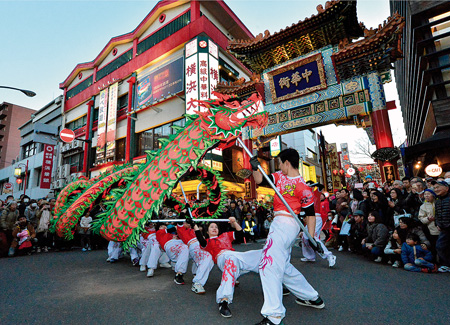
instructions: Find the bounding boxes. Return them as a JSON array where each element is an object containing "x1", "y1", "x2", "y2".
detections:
[{"x1": 60, "y1": 128, "x2": 75, "y2": 143}]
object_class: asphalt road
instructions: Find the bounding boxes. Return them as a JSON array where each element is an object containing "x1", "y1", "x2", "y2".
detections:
[{"x1": 1, "y1": 241, "x2": 449, "y2": 325}]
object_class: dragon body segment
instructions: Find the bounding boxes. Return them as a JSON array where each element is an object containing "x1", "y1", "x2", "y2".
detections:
[{"x1": 53, "y1": 92, "x2": 268, "y2": 248}]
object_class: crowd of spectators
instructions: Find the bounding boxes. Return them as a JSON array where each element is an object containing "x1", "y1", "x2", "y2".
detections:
[
  {"x1": 0, "y1": 194, "x2": 110, "y2": 257},
  {"x1": 3, "y1": 169, "x2": 450, "y2": 276},
  {"x1": 321, "y1": 171, "x2": 450, "y2": 273}
]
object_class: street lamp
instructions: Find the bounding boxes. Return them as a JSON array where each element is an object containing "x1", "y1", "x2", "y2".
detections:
[
  {"x1": 14, "y1": 161, "x2": 29, "y2": 196},
  {"x1": 0, "y1": 86, "x2": 36, "y2": 97}
]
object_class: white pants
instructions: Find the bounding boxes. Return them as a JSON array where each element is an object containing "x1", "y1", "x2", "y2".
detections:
[
  {"x1": 107, "y1": 241, "x2": 122, "y2": 260},
  {"x1": 129, "y1": 241, "x2": 143, "y2": 261},
  {"x1": 301, "y1": 216, "x2": 333, "y2": 260},
  {"x1": 189, "y1": 241, "x2": 214, "y2": 286},
  {"x1": 164, "y1": 239, "x2": 189, "y2": 274},
  {"x1": 216, "y1": 249, "x2": 261, "y2": 304},
  {"x1": 260, "y1": 215, "x2": 319, "y2": 319},
  {"x1": 141, "y1": 235, "x2": 170, "y2": 269}
]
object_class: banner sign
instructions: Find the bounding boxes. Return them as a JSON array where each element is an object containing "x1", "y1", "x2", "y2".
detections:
[
  {"x1": 327, "y1": 143, "x2": 341, "y2": 192},
  {"x1": 40, "y1": 144, "x2": 55, "y2": 189},
  {"x1": 106, "y1": 83, "x2": 118, "y2": 161},
  {"x1": 96, "y1": 88, "x2": 108, "y2": 164},
  {"x1": 267, "y1": 53, "x2": 327, "y2": 104},
  {"x1": 136, "y1": 57, "x2": 184, "y2": 110},
  {"x1": 270, "y1": 136, "x2": 281, "y2": 157},
  {"x1": 185, "y1": 37, "x2": 219, "y2": 115},
  {"x1": 3, "y1": 182, "x2": 13, "y2": 194}
]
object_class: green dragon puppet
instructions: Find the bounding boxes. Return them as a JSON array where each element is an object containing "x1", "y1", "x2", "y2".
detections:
[{"x1": 52, "y1": 92, "x2": 268, "y2": 248}]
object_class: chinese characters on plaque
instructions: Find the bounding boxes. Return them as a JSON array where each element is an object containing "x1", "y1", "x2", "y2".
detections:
[
  {"x1": 40, "y1": 144, "x2": 55, "y2": 189},
  {"x1": 267, "y1": 53, "x2": 327, "y2": 104}
]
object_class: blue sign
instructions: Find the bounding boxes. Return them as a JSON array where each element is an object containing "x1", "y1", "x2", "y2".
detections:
[
  {"x1": 267, "y1": 53, "x2": 327, "y2": 104},
  {"x1": 136, "y1": 57, "x2": 184, "y2": 110}
]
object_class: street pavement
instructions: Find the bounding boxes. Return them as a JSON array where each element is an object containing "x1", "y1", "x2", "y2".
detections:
[{"x1": 1, "y1": 241, "x2": 449, "y2": 325}]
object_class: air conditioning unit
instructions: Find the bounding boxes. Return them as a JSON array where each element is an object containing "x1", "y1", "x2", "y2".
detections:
[
  {"x1": 62, "y1": 143, "x2": 70, "y2": 152},
  {"x1": 54, "y1": 180, "x2": 63, "y2": 188},
  {"x1": 61, "y1": 164, "x2": 71, "y2": 178},
  {"x1": 50, "y1": 181, "x2": 56, "y2": 190},
  {"x1": 55, "y1": 167, "x2": 61, "y2": 179},
  {"x1": 66, "y1": 176, "x2": 73, "y2": 185}
]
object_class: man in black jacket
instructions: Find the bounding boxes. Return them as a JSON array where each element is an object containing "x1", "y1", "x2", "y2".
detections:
[{"x1": 433, "y1": 180, "x2": 450, "y2": 272}]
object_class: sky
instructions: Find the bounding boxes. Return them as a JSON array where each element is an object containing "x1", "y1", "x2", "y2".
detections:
[{"x1": 0, "y1": 0, "x2": 405, "y2": 163}]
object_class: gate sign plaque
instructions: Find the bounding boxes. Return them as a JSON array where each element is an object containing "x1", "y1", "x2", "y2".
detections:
[{"x1": 267, "y1": 53, "x2": 327, "y2": 104}]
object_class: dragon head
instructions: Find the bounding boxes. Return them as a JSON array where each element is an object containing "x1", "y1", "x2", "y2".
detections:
[{"x1": 194, "y1": 92, "x2": 268, "y2": 140}]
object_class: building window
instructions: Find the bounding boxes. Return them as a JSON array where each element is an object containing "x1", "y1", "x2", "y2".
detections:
[
  {"x1": 307, "y1": 148, "x2": 317, "y2": 162},
  {"x1": 66, "y1": 75, "x2": 94, "y2": 100},
  {"x1": 66, "y1": 115, "x2": 87, "y2": 131},
  {"x1": 63, "y1": 153, "x2": 83, "y2": 173},
  {"x1": 23, "y1": 143, "x2": 37, "y2": 159},
  {"x1": 116, "y1": 138, "x2": 126, "y2": 161},
  {"x1": 136, "y1": 118, "x2": 185, "y2": 156},
  {"x1": 35, "y1": 168, "x2": 41, "y2": 186}
]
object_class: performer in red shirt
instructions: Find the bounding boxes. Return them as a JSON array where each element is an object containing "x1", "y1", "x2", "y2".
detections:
[
  {"x1": 176, "y1": 222, "x2": 214, "y2": 294},
  {"x1": 194, "y1": 217, "x2": 261, "y2": 318},
  {"x1": 300, "y1": 185, "x2": 336, "y2": 267},
  {"x1": 156, "y1": 225, "x2": 189, "y2": 285},
  {"x1": 251, "y1": 148, "x2": 325, "y2": 325}
]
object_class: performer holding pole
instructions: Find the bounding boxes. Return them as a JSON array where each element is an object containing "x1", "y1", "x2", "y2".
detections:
[{"x1": 242, "y1": 143, "x2": 324, "y2": 325}]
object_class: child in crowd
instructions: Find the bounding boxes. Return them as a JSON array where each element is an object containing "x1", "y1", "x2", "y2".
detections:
[
  {"x1": 384, "y1": 229, "x2": 403, "y2": 268},
  {"x1": 401, "y1": 233, "x2": 437, "y2": 273}
]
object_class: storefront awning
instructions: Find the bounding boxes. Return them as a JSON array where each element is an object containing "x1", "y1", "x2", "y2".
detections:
[{"x1": 172, "y1": 180, "x2": 244, "y2": 194}]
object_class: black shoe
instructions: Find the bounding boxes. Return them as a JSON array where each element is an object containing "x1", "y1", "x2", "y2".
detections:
[
  {"x1": 295, "y1": 296, "x2": 325, "y2": 309},
  {"x1": 174, "y1": 274, "x2": 185, "y2": 285},
  {"x1": 282, "y1": 287, "x2": 290, "y2": 296},
  {"x1": 219, "y1": 301, "x2": 232, "y2": 318},
  {"x1": 255, "y1": 317, "x2": 283, "y2": 325}
]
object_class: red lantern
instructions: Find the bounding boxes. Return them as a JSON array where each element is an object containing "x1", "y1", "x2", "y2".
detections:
[
  {"x1": 332, "y1": 169, "x2": 338, "y2": 176},
  {"x1": 16, "y1": 178, "x2": 22, "y2": 184},
  {"x1": 345, "y1": 174, "x2": 351, "y2": 178},
  {"x1": 339, "y1": 169, "x2": 345, "y2": 175},
  {"x1": 358, "y1": 167, "x2": 364, "y2": 172},
  {"x1": 344, "y1": 164, "x2": 350, "y2": 169},
  {"x1": 366, "y1": 165, "x2": 372, "y2": 171}
]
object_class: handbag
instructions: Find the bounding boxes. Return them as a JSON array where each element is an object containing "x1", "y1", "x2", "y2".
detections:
[
  {"x1": 339, "y1": 217, "x2": 351, "y2": 236},
  {"x1": 393, "y1": 210, "x2": 411, "y2": 227}
]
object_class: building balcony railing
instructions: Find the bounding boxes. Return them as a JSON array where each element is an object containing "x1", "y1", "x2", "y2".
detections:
[{"x1": 0, "y1": 112, "x2": 6, "y2": 119}]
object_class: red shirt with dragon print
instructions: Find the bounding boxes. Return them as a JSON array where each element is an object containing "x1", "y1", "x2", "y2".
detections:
[{"x1": 272, "y1": 171, "x2": 314, "y2": 214}]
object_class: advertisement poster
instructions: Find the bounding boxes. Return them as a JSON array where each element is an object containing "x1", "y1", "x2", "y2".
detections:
[
  {"x1": 40, "y1": 144, "x2": 55, "y2": 189},
  {"x1": 96, "y1": 88, "x2": 108, "y2": 164},
  {"x1": 106, "y1": 83, "x2": 118, "y2": 161},
  {"x1": 136, "y1": 57, "x2": 184, "y2": 110},
  {"x1": 232, "y1": 149, "x2": 244, "y2": 173}
]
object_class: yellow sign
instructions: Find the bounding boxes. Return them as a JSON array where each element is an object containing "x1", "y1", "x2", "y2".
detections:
[
  {"x1": 309, "y1": 166, "x2": 317, "y2": 182},
  {"x1": 212, "y1": 160, "x2": 223, "y2": 171}
]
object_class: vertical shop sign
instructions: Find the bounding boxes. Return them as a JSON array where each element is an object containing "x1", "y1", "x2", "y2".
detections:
[
  {"x1": 40, "y1": 144, "x2": 55, "y2": 189},
  {"x1": 270, "y1": 136, "x2": 281, "y2": 157},
  {"x1": 106, "y1": 83, "x2": 118, "y2": 161},
  {"x1": 96, "y1": 88, "x2": 108, "y2": 164},
  {"x1": 185, "y1": 37, "x2": 219, "y2": 115}
]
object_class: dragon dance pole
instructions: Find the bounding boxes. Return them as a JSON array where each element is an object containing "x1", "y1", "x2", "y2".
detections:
[
  {"x1": 236, "y1": 137, "x2": 322, "y2": 252},
  {"x1": 149, "y1": 219, "x2": 230, "y2": 223},
  {"x1": 178, "y1": 181, "x2": 194, "y2": 220}
]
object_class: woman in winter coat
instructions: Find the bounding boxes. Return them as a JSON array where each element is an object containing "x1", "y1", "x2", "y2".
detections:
[
  {"x1": 362, "y1": 211, "x2": 389, "y2": 262},
  {"x1": 368, "y1": 191, "x2": 393, "y2": 229},
  {"x1": 35, "y1": 200, "x2": 52, "y2": 252},
  {"x1": 418, "y1": 189, "x2": 439, "y2": 256}
]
